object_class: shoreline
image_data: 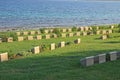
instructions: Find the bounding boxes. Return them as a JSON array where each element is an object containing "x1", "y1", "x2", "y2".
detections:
[{"x1": 0, "y1": 23, "x2": 117, "y2": 32}]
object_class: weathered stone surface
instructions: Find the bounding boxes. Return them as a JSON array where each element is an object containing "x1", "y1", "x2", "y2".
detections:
[
  {"x1": 75, "y1": 32, "x2": 80, "y2": 36},
  {"x1": 50, "y1": 29, "x2": 54, "y2": 33},
  {"x1": 62, "y1": 29, "x2": 66, "y2": 32},
  {"x1": 101, "y1": 35, "x2": 107, "y2": 40},
  {"x1": 61, "y1": 33, "x2": 66, "y2": 38},
  {"x1": 58, "y1": 41, "x2": 65, "y2": 48},
  {"x1": 68, "y1": 33, "x2": 73, "y2": 37},
  {"x1": 96, "y1": 30, "x2": 100, "y2": 35},
  {"x1": 0, "y1": 52, "x2": 8, "y2": 62},
  {"x1": 84, "y1": 27, "x2": 89, "y2": 31},
  {"x1": 29, "y1": 31, "x2": 35, "y2": 35},
  {"x1": 89, "y1": 27, "x2": 92, "y2": 30},
  {"x1": 94, "y1": 54, "x2": 106, "y2": 64},
  {"x1": 31, "y1": 46, "x2": 40, "y2": 54},
  {"x1": 82, "y1": 32, "x2": 87, "y2": 36},
  {"x1": 44, "y1": 30, "x2": 49, "y2": 34},
  {"x1": 45, "y1": 34, "x2": 50, "y2": 39},
  {"x1": 80, "y1": 27, "x2": 84, "y2": 31},
  {"x1": 108, "y1": 51, "x2": 117, "y2": 61},
  {"x1": 80, "y1": 56, "x2": 94, "y2": 66},
  {"x1": 36, "y1": 35, "x2": 42, "y2": 40},
  {"x1": 6, "y1": 37, "x2": 13, "y2": 42},
  {"x1": 16, "y1": 32, "x2": 21, "y2": 36},
  {"x1": 110, "y1": 25, "x2": 114, "y2": 29},
  {"x1": 0, "y1": 38, "x2": 2, "y2": 43},
  {"x1": 50, "y1": 43, "x2": 55, "y2": 50},
  {"x1": 101, "y1": 30, "x2": 107, "y2": 34},
  {"x1": 27, "y1": 36, "x2": 33, "y2": 40},
  {"x1": 36, "y1": 31, "x2": 41, "y2": 34},
  {"x1": 96, "y1": 26, "x2": 99, "y2": 30},
  {"x1": 74, "y1": 38, "x2": 81, "y2": 44},
  {"x1": 18, "y1": 36, "x2": 24, "y2": 41},
  {"x1": 52, "y1": 34, "x2": 57, "y2": 38},
  {"x1": 23, "y1": 31, "x2": 28, "y2": 35},
  {"x1": 107, "y1": 30, "x2": 112, "y2": 34},
  {"x1": 67, "y1": 28, "x2": 72, "y2": 32}
]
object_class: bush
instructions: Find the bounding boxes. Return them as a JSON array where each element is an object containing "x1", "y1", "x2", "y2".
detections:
[
  {"x1": 40, "y1": 28, "x2": 45, "y2": 33},
  {"x1": 72, "y1": 26, "x2": 77, "y2": 31},
  {"x1": 53, "y1": 28, "x2": 61, "y2": 37}
]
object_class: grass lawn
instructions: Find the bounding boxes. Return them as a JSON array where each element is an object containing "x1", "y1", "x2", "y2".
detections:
[{"x1": 0, "y1": 32, "x2": 120, "y2": 80}]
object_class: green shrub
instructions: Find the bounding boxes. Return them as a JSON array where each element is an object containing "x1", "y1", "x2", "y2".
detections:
[
  {"x1": 40, "y1": 28, "x2": 45, "y2": 33},
  {"x1": 72, "y1": 26, "x2": 77, "y2": 31},
  {"x1": 53, "y1": 28, "x2": 61, "y2": 37}
]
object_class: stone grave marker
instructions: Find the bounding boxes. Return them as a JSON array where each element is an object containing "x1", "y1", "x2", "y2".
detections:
[
  {"x1": 80, "y1": 56, "x2": 94, "y2": 67},
  {"x1": 94, "y1": 54, "x2": 106, "y2": 64},
  {"x1": 0, "y1": 52, "x2": 8, "y2": 62}
]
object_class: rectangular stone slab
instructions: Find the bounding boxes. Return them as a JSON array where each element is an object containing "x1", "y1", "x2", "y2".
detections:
[
  {"x1": 0, "y1": 52, "x2": 8, "y2": 62},
  {"x1": 94, "y1": 54, "x2": 106, "y2": 64},
  {"x1": 108, "y1": 51, "x2": 117, "y2": 61},
  {"x1": 80, "y1": 56, "x2": 94, "y2": 67}
]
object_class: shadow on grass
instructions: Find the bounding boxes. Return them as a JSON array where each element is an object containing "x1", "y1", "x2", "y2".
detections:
[
  {"x1": 0, "y1": 49, "x2": 120, "y2": 80},
  {"x1": 104, "y1": 41, "x2": 120, "y2": 44}
]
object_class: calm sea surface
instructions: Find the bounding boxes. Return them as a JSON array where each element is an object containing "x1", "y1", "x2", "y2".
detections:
[{"x1": 0, "y1": 0, "x2": 120, "y2": 28}]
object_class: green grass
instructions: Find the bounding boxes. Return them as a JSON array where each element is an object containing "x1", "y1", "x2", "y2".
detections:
[{"x1": 0, "y1": 32, "x2": 120, "y2": 80}]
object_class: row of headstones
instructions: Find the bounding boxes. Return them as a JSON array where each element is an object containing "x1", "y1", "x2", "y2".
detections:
[
  {"x1": 80, "y1": 51, "x2": 120, "y2": 67},
  {"x1": 0, "y1": 38, "x2": 81, "y2": 62},
  {"x1": 96, "y1": 29, "x2": 113, "y2": 35},
  {"x1": 0, "y1": 32, "x2": 82, "y2": 43},
  {"x1": 31, "y1": 38, "x2": 81, "y2": 54},
  {"x1": 16, "y1": 25, "x2": 114, "y2": 36}
]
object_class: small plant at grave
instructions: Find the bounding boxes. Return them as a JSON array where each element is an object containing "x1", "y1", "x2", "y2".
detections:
[
  {"x1": 53, "y1": 28, "x2": 61, "y2": 37},
  {"x1": 72, "y1": 26, "x2": 77, "y2": 31},
  {"x1": 118, "y1": 24, "x2": 120, "y2": 32},
  {"x1": 40, "y1": 28, "x2": 45, "y2": 33},
  {"x1": 91, "y1": 26, "x2": 97, "y2": 34},
  {"x1": 65, "y1": 41, "x2": 73, "y2": 46}
]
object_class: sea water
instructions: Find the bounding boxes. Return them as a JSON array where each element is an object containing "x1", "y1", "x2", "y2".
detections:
[{"x1": 0, "y1": 0, "x2": 120, "y2": 28}]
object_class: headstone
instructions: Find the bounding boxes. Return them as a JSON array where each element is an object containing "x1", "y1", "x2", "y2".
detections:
[
  {"x1": 27, "y1": 36, "x2": 33, "y2": 40},
  {"x1": 23, "y1": 31, "x2": 28, "y2": 35},
  {"x1": 31, "y1": 46, "x2": 40, "y2": 54},
  {"x1": 36, "y1": 31, "x2": 41, "y2": 34},
  {"x1": 50, "y1": 43, "x2": 55, "y2": 50},
  {"x1": 110, "y1": 25, "x2": 114, "y2": 29},
  {"x1": 96, "y1": 30, "x2": 100, "y2": 35},
  {"x1": 36, "y1": 35, "x2": 42, "y2": 40},
  {"x1": 101, "y1": 35, "x2": 107, "y2": 40},
  {"x1": 62, "y1": 29, "x2": 66, "y2": 32},
  {"x1": 80, "y1": 56, "x2": 94, "y2": 67},
  {"x1": 45, "y1": 34, "x2": 50, "y2": 39},
  {"x1": 96, "y1": 26, "x2": 99, "y2": 30},
  {"x1": 74, "y1": 38, "x2": 81, "y2": 44},
  {"x1": 101, "y1": 30, "x2": 107, "y2": 34},
  {"x1": 61, "y1": 33, "x2": 66, "y2": 38},
  {"x1": 68, "y1": 33, "x2": 73, "y2": 37},
  {"x1": 16, "y1": 32, "x2": 21, "y2": 36},
  {"x1": 52, "y1": 34, "x2": 57, "y2": 38},
  {"x1": 18, "y1": 36, "x2": 24, "y2": 41},
  {"x1": 89, "y1": 27, "x2": 92, "y2": 30},
  {"x1": 94, "y1": 54, "x2": 106, "y2": 64},
  {"x1": 75, "y1": 32, "x2": 80, "y2": 36},
  {"x1": 6, "y1": 37, "x2": 13, "y2": 42},
  {"x1": 107, "y1": 30, "x2": 112, "y2": 34},
  {"x1": 0, "y1": 38, "x2": 2, "y2": 43},
  {"x1": 0, "y1": 52, "x2": 8, "y2": 62},
  {"x1": 116, "y1": 51, "x2": 120, "y2": 59},
  {"x1": 84, "y1": 27, "x2": 89, "y2": 31},
  {"x1": 58, "y1": 41, "x2": 65, "y2": 48},
  {"x1": 50, "y1": 29, "x2": 54, "y2": 33},
  {"x1": 67, "y1": 28, "x2": 72, "y2": 32},
  {"x1": 44, "y1": 30, "x2": 49, "y2": 34},
  {"x1": 82, "y1": 32, "x2": 87, "y2": 36},
  {"x1": 108, "y1": 51, "x2": 117, "y2": 61},
  {"x1": 29, "y1": 31, "x2": 35, "y2": 35},
  {"x1": 80, "y1": 27, "x2": 84, "y2": 31}
]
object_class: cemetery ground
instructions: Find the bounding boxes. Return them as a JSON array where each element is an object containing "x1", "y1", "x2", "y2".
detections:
[{"x1": 0, "y1": 27, "x2": 120, "y2": 80}]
